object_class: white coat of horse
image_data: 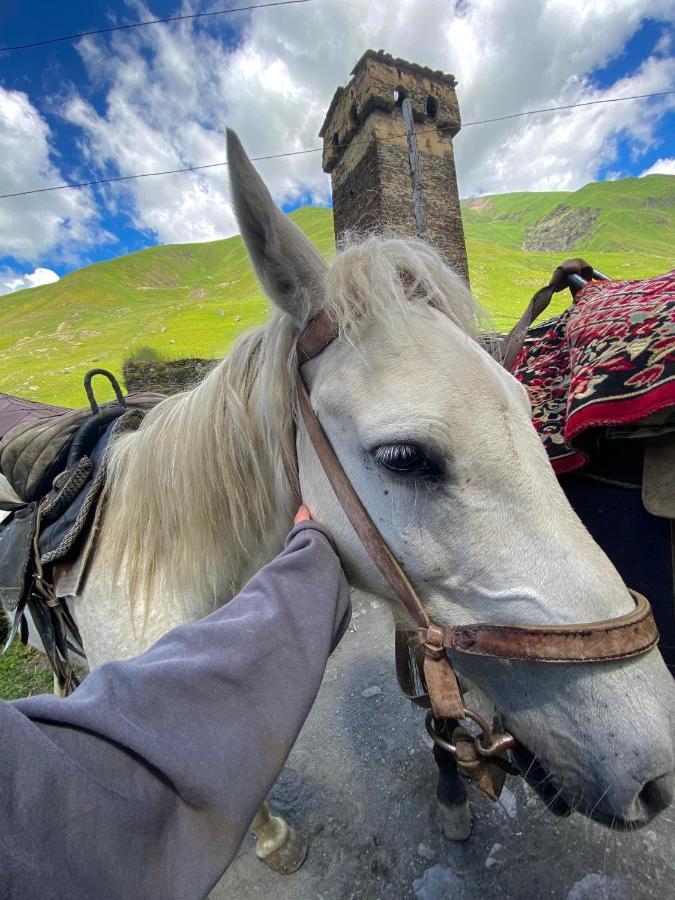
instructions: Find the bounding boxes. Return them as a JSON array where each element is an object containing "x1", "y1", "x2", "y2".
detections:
[{"x1": 58, "y1": 132, "x2": 674, "y2": 864}]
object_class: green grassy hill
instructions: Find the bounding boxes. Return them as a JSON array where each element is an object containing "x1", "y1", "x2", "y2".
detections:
[
  {"x1": 1, "y1": 176, "x2": 672, "y2": 407},
  {"x1": 463, "y1": 173, "x2": 674, "y2": 330}
]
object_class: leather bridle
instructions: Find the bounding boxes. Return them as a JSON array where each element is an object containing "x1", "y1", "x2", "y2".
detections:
[{"x1": 294, "y1": 309, "x2": 660, "y2": 797}]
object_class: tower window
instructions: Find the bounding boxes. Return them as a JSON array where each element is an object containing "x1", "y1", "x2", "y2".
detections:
[
  {"x1": 350, "y1": 102, "x2": 358, "y2": 123},
  {"x1": 332, "y1": 131, "x2": 339, "y2": 147},
  {"x1": 394, "y1": 86, "x2": 406, "y2": 106},
  {"x1": 427, "y1": 95, "x2": 438, "y2": 118}
]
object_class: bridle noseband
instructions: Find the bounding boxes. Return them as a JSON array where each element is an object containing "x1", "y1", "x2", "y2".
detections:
[{"x1": 294, "y1": 310, "x2": 660, "y2": 798}]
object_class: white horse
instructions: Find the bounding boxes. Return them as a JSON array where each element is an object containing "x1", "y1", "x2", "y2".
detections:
[{"x1": 57, "y1": 131, "x2": 674, "y2": 867}]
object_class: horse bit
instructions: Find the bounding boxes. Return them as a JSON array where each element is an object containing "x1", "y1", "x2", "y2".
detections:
[{"x1": 292, "y1": 308, "x2": 660, "y2": 800}]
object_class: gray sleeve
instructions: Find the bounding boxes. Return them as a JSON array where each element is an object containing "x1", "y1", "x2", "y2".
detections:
[{"x1": 0, "y1": 522, "x2": 351, "y2": 900}]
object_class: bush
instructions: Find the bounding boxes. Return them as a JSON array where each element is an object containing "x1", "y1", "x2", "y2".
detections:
[{"x1": 125, "y1": 345, "x2": 164, "y2": 363}]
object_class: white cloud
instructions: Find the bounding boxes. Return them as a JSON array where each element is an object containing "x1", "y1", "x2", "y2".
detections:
[
  {"x1": 0, "y1": 87, "x2": 100, "y2": 261},
  {"x1": 59, "y1": 0, "x2": 675, "y2": 242},
  {"x1": 640, "y1": 157, "x2": 675, "y2": 176},
  {"x1": 0, "y1": 266, "x2": 60, "y2": 296}
]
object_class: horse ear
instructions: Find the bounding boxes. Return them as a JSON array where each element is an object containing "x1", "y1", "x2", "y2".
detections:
[{"x1": 226, "y1": 129, "x2": 327, "y2": 323}]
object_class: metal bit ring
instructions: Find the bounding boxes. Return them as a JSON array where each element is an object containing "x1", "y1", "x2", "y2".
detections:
[{"x1": 425, "y1": 708, "x2": 516, "y2": 759}]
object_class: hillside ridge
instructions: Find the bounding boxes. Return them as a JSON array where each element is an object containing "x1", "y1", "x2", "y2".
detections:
[{"x1": 1, "y1": 176, "x2": 672, "y2": 407}]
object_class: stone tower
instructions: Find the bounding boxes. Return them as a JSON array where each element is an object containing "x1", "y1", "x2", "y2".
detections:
[{"x1": 319, "y1": 50, "x2": 469, "y2": 283}]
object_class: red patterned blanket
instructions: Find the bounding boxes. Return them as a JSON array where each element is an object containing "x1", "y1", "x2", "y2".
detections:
[{"x1": 512, "y1": 270, "x2": 675, "y2": 473}]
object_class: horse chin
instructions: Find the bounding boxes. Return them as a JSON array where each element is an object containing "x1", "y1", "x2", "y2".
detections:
[
  {"x1": 509, "y1": 743, "x2": 572, "y2": 818},
  {"x1": 509, "y1": 744, "x2": 660, "y2": 831}
]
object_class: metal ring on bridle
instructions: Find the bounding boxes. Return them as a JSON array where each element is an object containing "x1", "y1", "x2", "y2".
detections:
[
  {"x1": 425, "y1": 708, "x2": 488, "y2": 753},
  {"x1": 425, "y1": 708, "x2": 516, "y2": 759},
  {"x1": 425, "y1": 710, "x2": 459, "y2": 754}
]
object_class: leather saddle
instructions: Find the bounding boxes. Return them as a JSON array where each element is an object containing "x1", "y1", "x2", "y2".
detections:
[
  {"x1": 0, "y1": 390, "x2": 164, "y2": 504},
  {"x1": 0, "y1": 372, "x2": 166, "y2": 692}
]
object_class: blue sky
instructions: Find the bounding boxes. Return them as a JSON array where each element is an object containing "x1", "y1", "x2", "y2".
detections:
[
  {"x1": 590, "y1": 18, "x2": 674, "y2": 180},
  {"x1": 0, "y1": 1, "x2": 673, "y2": 294}
]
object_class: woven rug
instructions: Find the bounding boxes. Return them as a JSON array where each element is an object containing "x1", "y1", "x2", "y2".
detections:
[{"x1": 512, "y1": 270, "x2": 675, "y2": 473}]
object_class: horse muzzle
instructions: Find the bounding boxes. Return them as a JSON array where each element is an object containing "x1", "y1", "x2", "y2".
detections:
[{"x1": 510, "y1": 739, "x2": 674, "y2": 828}]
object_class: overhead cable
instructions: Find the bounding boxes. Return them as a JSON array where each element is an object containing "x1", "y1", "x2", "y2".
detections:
[
  {"x1": 0, "y1": 0, "x2": 313, "y2": 53},
  {"x1": 1, "y1": 89, "x2": 673, "y2": 201}
]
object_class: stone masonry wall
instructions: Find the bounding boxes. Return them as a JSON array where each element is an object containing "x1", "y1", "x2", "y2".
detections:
[
  {"x1": 123, "y1": 358, "x2": 217, "y2": 395},
  {"x1": 331, "y1": 136, "x2": 384, "y2": 240}
]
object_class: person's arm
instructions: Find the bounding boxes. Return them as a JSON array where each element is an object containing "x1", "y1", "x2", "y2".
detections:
[{"x1": 0, "y1": 520, "x2": 350, "y2": 900}]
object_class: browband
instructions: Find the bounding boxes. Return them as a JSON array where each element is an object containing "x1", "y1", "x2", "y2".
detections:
[{"x1": 297, "y1": 310, "x2": 338, "y2": 364}]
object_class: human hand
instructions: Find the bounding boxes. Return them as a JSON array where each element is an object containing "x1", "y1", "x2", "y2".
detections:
[{"x1": 293, "y1": 504, "x2": 312, "y2": 525}]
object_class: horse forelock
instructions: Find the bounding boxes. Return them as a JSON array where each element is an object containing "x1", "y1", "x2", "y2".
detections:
[{"x1": 103, "y1": 234, "x2": 481, "y2": 617}]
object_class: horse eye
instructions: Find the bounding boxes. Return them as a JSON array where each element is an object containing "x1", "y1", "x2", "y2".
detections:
[{"x1": 372, "y1": 443, "x2": 442, "y2": 479}]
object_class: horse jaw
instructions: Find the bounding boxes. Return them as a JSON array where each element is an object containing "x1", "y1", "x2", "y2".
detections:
[{"x1": 297, "y1": 303, "x2": 675, "y2": 826}]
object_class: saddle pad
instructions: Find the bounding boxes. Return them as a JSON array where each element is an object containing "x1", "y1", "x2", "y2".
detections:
[
  {"x1": 512, "y1": 270, "x2": 675, "y2": 473},
  {"x1": 39, "y1": 409, "x2": 146, "y2": 565}
]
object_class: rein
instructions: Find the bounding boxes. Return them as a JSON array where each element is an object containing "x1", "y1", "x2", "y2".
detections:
[{"x1": 294, "y1": 309, "x2": 660, "y2": 798}]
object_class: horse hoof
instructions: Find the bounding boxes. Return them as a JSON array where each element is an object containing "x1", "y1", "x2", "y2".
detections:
[
  {"x1": 255, "y1": 817, "x2": 308, "y2": 874},
  {"x1": 436, "y1": 797, "x2": 472, "y2": 841}
]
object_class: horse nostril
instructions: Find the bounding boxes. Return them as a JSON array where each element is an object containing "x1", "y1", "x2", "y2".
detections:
[{"x1": 637, "y1": 773, "x2": 674, "y2": 819}]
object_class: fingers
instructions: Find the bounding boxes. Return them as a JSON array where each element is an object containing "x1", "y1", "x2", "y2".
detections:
[{"x1": 294, "y1": 504, "x2": 312, "y2": 525}]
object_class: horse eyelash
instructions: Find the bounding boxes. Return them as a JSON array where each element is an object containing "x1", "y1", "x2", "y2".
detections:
[{"x1": 372, "y1": 443, "x2": 444, "y2": 480}]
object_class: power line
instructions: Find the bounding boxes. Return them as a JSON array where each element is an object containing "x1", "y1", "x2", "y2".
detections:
[
  {"x1": 1, "y1": 89, "x2": 673, "y2": 201},
  {"x1": 462, "y1": 90, "x2": 675, "y2": 127},
  {"x1": 0, "y1": 148, "x2": 322, "y2": 200},
  {"x1": 0, "y1": 0, "x2": 312, "y2": 53}
]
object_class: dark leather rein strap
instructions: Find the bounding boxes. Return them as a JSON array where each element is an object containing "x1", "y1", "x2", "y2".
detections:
[
  {"x1": 294, "y1": 310, "x2": 660, "y2": 724},
  {"x1": 297, "y1": 312, "x2": 465, "y2": 719},
  {"x1": 297, "y1": 380, "x2": 430, "y2": 631},
  {"x1": 499, "y1": 257, "x2": 594, "y2": 371}
]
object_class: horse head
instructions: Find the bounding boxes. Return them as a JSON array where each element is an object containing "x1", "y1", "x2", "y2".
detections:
[{"x1": 226, "y1": 129, "x2": 674, "y2": 828}]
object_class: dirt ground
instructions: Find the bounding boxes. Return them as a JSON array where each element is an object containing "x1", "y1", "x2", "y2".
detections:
[{"x1": 212, "y1": 593, "x2": 675, "y2": 900}]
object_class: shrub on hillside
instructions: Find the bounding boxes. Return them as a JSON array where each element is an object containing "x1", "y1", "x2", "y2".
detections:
[{"x1": 125, "y1": 345, "x2": 164, "y2": 364}]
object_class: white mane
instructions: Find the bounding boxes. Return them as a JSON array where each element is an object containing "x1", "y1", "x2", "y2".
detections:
[{"x1": 104, "y1": 234, "x2": 480, "y2": 612}]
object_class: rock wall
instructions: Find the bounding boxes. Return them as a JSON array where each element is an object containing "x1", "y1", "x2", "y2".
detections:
[
  {"x1": 523, "y1": 206, "x2": 600, "y2": 252},
  {"x1": 123, "y1": 358, "x2": 217, "y2": 395}
]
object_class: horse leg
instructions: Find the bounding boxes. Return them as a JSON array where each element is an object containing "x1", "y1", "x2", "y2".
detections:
[
  {"x1": 249, "y1": 801, "x2": 308, "y2": 874},
  {"x1": 53, "y1": 673, "x2": 66, "y2": 699},
  {"x1": 433, "y1": 744, "x2": 472, "y2": 841}
]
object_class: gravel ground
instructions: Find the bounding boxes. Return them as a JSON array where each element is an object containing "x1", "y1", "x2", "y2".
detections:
[{"x1": 212, "y1": 593, "x2": 675, "y2": 900}]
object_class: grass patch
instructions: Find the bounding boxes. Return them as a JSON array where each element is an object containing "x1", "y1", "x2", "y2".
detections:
[
  {"x1": 126, "y1": 344, "x2": 165, "y2": 363},
  {"x1": 0, "y1": 640, "x2": 53, "y2": 700}
]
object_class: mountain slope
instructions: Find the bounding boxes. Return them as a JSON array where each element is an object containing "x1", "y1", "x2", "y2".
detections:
[
  {"x1": 0, "y1": 208, "x2": 334, "y2": 407},
  {"x1": 461, "y1": 174, "x2": 674, "y2": 254},
  {"x1": 1, "y1": 178, "x2": 672, "y2": 407}
]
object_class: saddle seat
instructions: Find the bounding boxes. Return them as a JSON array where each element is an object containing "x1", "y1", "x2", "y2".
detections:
[{"x1": 0, "y1": 391, "x2": 165, "y2": 503}]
